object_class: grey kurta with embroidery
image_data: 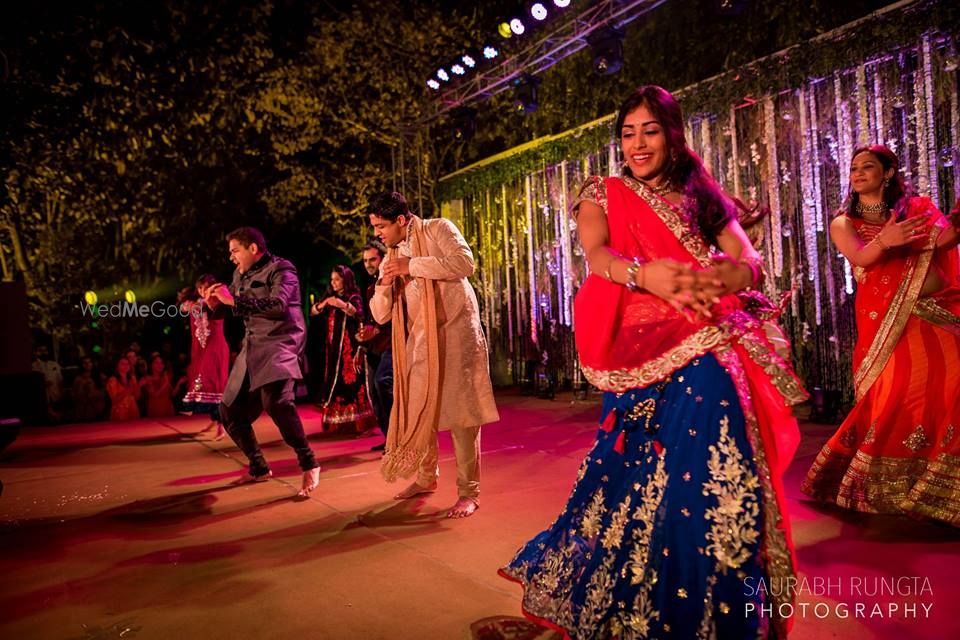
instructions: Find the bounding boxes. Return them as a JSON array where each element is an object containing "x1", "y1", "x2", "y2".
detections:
[
  {"x1": 370, "y1": 217, "x2": 499, "y2": 431},
  {"x1": 222, "y1": 254, "x2": 306, "y2": 406}
]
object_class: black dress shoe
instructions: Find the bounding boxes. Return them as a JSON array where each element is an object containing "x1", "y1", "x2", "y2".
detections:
[{"x1": 371, "y1": 443, "x2": 386, "y2": 452}]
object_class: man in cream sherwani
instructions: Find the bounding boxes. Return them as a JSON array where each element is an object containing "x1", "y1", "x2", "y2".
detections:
[{"x1": 368, "y1": 192, "x2": 499, "y2": 518}]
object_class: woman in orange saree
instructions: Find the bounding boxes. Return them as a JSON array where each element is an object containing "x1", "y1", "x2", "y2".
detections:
[
  {"x1": 500, "y1": 86, "x2": 807, "y2": 639},
  {"x1": 802, "y1": 144, "x2": 960, "y2": 526}
]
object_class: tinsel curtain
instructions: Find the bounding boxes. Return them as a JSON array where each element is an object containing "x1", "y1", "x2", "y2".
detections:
[{"x1": 442, "y1": 32, "x2": 959, "y2": 405}]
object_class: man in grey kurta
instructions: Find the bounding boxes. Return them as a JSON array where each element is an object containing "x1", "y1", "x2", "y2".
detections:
[
  {"x1": 368, "y1": 192, "x2": 499, "y2": 518},
  {"x1": 207, "y1": 226, "x2": 320, "y2": 497}
]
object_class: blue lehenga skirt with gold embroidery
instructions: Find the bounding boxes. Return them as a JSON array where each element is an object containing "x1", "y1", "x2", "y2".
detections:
[{"x1": 501, "y1": 353, "x2": 777, "y2": 639}]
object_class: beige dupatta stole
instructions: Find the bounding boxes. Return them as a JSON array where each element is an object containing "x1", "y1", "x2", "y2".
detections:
[{"x1": 380, "y1": 216, "x2": 443, "y2": 482}]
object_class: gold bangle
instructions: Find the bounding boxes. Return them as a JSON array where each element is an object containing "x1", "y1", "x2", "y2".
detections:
[
  {"x1": 874, "y1": 235, "x2": 890, "y2": 251},
  {"x1": 624, "y1": 259, "x2": 641, "y2": 292}
]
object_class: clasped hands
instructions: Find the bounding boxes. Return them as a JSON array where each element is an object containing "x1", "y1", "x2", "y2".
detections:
[
  {"x1": 641, "y1": 257, "x2": 748, "y2": 321},
  {"x1": 379, "y1": 256, "x2": 411, "y2": 285}
]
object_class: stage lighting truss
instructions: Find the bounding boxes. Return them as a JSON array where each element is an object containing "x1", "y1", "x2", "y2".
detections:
[
  {"x1": 426, "y1": 0, "x2": 577, "y2": 92},
  {"x1": 419, "y1": 0, "x2": 668, "y2": 121}
]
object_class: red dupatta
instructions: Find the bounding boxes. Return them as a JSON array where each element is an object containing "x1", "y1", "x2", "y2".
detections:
[
  {"x1": 574, "y1": 176, "x2": 728, "y2": 391},
  {"x1": 849, "y1": 197, "x2": 960, "y2": 400}
]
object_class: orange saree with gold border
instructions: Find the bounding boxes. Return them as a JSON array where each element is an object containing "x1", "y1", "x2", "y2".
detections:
[{"x1": 802, "y1": 197, "x2": 960, "y2": 526}]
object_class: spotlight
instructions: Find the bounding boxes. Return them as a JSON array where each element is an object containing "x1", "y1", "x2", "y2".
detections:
[
  {"x1": 553, "y1": 0, "x2": 571, "y2": 7},
  {"x1": 427, "y1": 79, "x2": 441, "y2": 90},
  {"x1": 513, "y1": 74, "x2": 541, "y2": 113},
  {"x1": 483, "y1": 46, "x2": 499, "y2": 59},
  {"x1": 498, "y1": 22, "x2": 512, "y2": 38},
  {"x1": 462, "y1": 54, "x2": 476, "y2": 68},
  {"x1": 530, "y1": 3, "x2": 548, "y2": 21},
  {"x1": 450, "y1": 107, "x2": 478, "y2": 141},
  {"x1": 451, "y1": 64, "x2": 465, "y2": 75},
  {"x1": 437, "y1": 69, "x2": 450, "y2": 82},
  {"x1": 510, "y1": 18, "x2": 525, "y2": 35},
  {"x1": 588, "y1": 27, "x2": 624, "y2": 76}
]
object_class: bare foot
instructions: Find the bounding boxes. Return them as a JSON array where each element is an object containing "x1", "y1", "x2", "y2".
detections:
[
  {"x1": 298, "y1": 466, "x2": 320, "y2": 497},
  {"x1": 213, "y1": 424, "x2": 226, "y2": 441},
  {"x1": 199, "y1": 420, "x2": 217, "y2": 433},
  {"x1": 393, "y1": 480, "x2": 438, "y2": 500},
  {"x1": 446, "y1": 497, "x2": 479, "y2": 519},
  {"x1": 230, "y1": 470, "x2": 272, "y2": 485}
]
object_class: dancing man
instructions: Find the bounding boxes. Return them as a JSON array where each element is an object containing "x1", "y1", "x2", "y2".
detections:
[
  {"x1": 206, "y1": 226, "x2": 320, "y2": 497},
  {"x1": 368, "y1": 192, "x2": 499, "y2": 518}
]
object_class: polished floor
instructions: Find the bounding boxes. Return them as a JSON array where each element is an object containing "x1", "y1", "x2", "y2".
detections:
[{"x1": 1, "y1": 391, "x2": 956, "y2": 639}]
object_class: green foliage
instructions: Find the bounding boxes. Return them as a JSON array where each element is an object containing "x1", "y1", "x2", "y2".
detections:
[{"x1": 0, "y1": 0, "x2": 475, "y2": 342}]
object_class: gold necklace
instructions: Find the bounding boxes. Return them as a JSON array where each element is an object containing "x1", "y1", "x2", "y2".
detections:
[
  {"x1": 640, "y1": 179, "x2": 674, "y2": 196},
  {"x1": 856, "y1": 200, "x2": 887, "y2": 214}
]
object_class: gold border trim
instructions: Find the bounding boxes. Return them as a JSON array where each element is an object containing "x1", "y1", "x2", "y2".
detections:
[
  {"x1": 581, "y1": 325, "x2": 727, "y2": 392},
  {"x1": 737, "y1": 330, "x2": 810, "y2": 406},
  {"x1": 913, "y1": 297, "x2": 960, "y2": 335},
  {"x1": 804, "y1": 448, "x2": 960, "y2": 526},
  {"x1": 620, "y1": 176, "x2": 714, "y2": 267},
  {"x1": 571, "y1": 176, "x2": 607, "y2": 218},
  {"x1": 714, "y1": 347, "x2": 795, "y2": 638},
  {"x1": 854, "y1": 228, "x2": 936, "y2": 400}
]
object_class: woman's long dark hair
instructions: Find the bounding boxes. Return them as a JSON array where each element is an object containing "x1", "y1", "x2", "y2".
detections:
[
  {"x1": 323, "y1": 265, "x2": 360, "y2": 300},
  {"x1": 844, "y1": 144, "x2": 911, "y2": 221},
  {"x1": 615, "y1": 85, "x2": 733, "y2": 245}
]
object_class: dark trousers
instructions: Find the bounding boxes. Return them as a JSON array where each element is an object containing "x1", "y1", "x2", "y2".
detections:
[
  {"x1": 365, "y1": 349, "x2": 394, "y2": 438},
  {"x1": 220, "y1": 376, "x2": 318, "y2": 477}
]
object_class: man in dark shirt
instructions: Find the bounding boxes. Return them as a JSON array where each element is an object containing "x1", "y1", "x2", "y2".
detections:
[
  {"x1": 206, "y1": 226, "x2": 320, "y2": 497},
  {"x1": 357, "y1": 241, "x2": 393, "y2": 452}
]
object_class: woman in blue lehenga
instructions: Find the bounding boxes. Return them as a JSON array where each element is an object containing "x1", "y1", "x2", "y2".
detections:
[{"x1": 500, "y1": 86, "x2": 807, "y2": 639}]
